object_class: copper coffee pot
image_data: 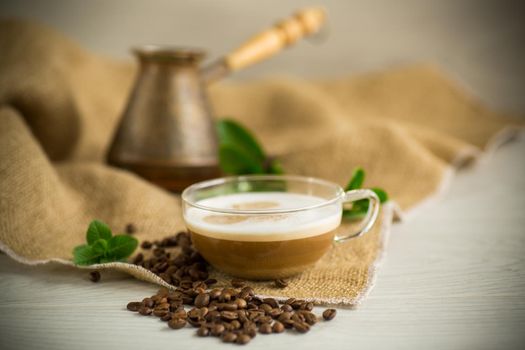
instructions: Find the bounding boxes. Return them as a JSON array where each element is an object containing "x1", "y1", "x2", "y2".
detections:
[{"x1": 107, "y1": 8, "x2": 326, "y2": 191}]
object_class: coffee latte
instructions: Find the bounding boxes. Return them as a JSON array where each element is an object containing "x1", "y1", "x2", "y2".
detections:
[{"x1": 184, "y1": 192, "x2": 341, "y2": 279}]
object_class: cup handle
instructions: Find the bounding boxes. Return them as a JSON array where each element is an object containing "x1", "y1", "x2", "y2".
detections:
[{"x1": 334, "y1": 189, "x2": 380, "y2": 243}]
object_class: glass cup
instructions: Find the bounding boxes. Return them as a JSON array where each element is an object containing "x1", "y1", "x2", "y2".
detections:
[{"x1": 182, "y1": 175, "x2": 379, "y2": 280}]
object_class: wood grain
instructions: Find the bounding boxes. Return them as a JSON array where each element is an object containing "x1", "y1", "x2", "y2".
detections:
[{"x1": 1, "y1": 139, "x2": 524, "y2": 350}]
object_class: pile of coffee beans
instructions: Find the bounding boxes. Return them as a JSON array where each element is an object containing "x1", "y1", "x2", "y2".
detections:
[
  {"x1": 132, "y1": 231, "x2": 210, "y2": 287},
  {"x1": 127, "y1": 231, "x2": 336, "y2": 344},
  {"x1": 127, "y1": 283, "x2": 336, "y2": 345}
]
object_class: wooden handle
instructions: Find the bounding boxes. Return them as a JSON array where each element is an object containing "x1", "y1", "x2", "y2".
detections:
[{"x1": 225, "y1": 7, "x2": 326, "y2": 72}]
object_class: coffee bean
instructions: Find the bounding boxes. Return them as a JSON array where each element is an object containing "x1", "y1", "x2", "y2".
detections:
[
  {"x1": 278, "y1": 311, "x2": 292, "y2": 323},
  {"x1": 284, "y1": 298, "x2": 296, "y2": 305},
  {"x1": 258, "y1": 303, "x2": 272, "y2": 314},
  {"x1": 222, "y1": 332, "x2": 238, "y2": 343},
  {"x1": 281, "y1": 304, "x2": 293, "y2": 312},
  {"x1": 171, "y1": 309, "x2": 187, "y2": 319},
  {"x1": 197, "y1": 326, "x2": 209, "y2": 337},
  {"x1": 236, "y1": 334, "x2": 252, "y2": 345},
  {"x1": 234, "y1": 298, "x2": 247, "y2": 309},
  {"x1": 220, "y1": 303, "x2": 238, "y2": 311},
  {"x1": 293, "y1": 321, "x2": 310, "y2": 333},
  {"x1": 272, "y1": 321, "x2": 285, "y2": 333},
  {"x1": 301, "y1": 302, "x2": 314, "y2": 311},
  {"x1": 140, "y1": 240, "x2": 152, "y2": 249},
  {"x1": 243, "y1": 323, "x2": 258, "y2": 337},
  {"x1": 132, "y1": 253, "x2": 144, "y2": 265},
  {"x1": 231, "y1": 279, "x2": 246, "y2": 288},
  {"x1": 126, "y1": 302, "x2": 141, "y2": 312},
  {"x1": 301, "y1": 311, "x2": 318, "y2": 325},
  {"x1": 211, "y1": 323, "x2": 225, "y2": 336},
  {"x1": 274, "y1": 279, "x2": 288, "y2": 288},
  {"x1": 168, "y1": 318, "x2": 187, "y2": 329},
  {"x1": 204, "y1": 278, "x2": 217, "y2": 286},
  {"x1": 125, "y1": 223, "x2": 136, "y2": 234},
  {"x1": 153, "y1": 308, "x2": 169, "y2": 317},
  {"x1": 269, "y1": 308, "x2": 283, "y2": 318},
  {"x1": 291, "y1": 300, "x2": 304, "y2": 310},
  {"x1": 194, "y1": 293, "x2": 210, "y2": 308},
  {"x1": 89, "y1": 271, "x2": 101, "y2": 282},
  {"x1": 323, "y1": 308, "x2": 337, "y2": 321},
  {"x1": 209, "y1": 288, "x2": 222, "y2": 300},
  {"x1": 220, "y1": 311, "x2": 238, "y2": 321},
  {"x1": 187, "y1": 318, "x2": 205, "y2": 327},
  {"x1": 262, "y1": 298, "x2": 279, "y2": 308},
  {"x1": 138, "y1": 307, "x2": 152, "y2": 316},
  {"x1": 219, "y1": 291, "x2": 232, "y2": 302},
  {"x1": 187, "y1": 308, "x2": 202, "y2": 320},
  {"x1": 142, "y1": 298, "x2": 154, "y2": 308},
  {"x1": 160, "y1": 313, "x2": 173, "y2": 322},
  {"x1": 230, "y1": 320, "x2": 241, "y2": 330},
  {"x1": 259, "y1": 323, "x2": 272, "y2": 334}
]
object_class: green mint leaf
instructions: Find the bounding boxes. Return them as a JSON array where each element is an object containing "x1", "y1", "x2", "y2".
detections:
[
  {"x1": 217, "y1": 119, "x2": 266, "y2": 162},
  {"x1": 372, "y1": 187, "x2": 388, "y2": 203},
  {"x1": 266, "y1": 159, "x2": 284, "y2": 175},
  {"x1": 342, "y1": 209, "x2": 366, "y2": 220},
  {"x1": 91, "y1": 239, "x2": 108, "y2": 255},
  {"x1": 73, "y1": 244, "x2": 103, "y2": 265},
  {"x1": 219, "y1": 144, "x2": 264, "y2": 175},
  {"x1": 86, "y1": 220, "x2": 112, "y2": 245},
  {"x1": 106, "y1": 235, "x2": 138, "y2": 261},
  {"x1": 345, "y1": 167, "x2": 365, "y2": 191}
]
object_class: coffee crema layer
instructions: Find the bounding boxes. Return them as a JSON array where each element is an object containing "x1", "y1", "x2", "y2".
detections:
[{"x1": 184, "y1": 192, "x2": 341, "y2": 242}]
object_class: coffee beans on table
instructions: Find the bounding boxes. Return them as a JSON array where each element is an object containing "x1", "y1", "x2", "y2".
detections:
[
  {"x1": 322, "y1": 309, "x2": 337, "y2": 321},
  {"x1": 89, "y1": 270, "x2": 101, "y2": 282},
  {"x1": 274, "y1": 279, "x2": 288, "y2": 288},
  {"x1": 126, "y1": 231, "x2": 337, "y2": 345}
]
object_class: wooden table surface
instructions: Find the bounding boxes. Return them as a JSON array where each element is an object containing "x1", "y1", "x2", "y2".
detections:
[
  {"x1": 0, "y1": 1, "x2": 524, "y2": 349},
  {"x1": 1, "y1": 138, "x2": 523, "y2": 350}
]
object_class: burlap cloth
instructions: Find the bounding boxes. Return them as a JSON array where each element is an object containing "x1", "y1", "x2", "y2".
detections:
[{"x1": 0, "y1": 20, "x2": 522, "y2": 306}]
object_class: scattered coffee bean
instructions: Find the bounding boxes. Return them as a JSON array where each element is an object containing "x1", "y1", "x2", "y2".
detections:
[
  {"x1": 323, "y1": 308, "x2": 337, "y2": 321},
  {"x1": 126, "y1": 302, "x2": 141, "y2": 312},
  {"x1": 293, "y1": 321, "x2": 310, "y2": 333},
  {"x1": 274, "y1": 278, "x2": 288, "y2": 288},
  {"x1": 236, "y1": 334, "x2": 252, "y2": 345},
  {"x1": 138, "y1": 306, "x2": 152, "y2": 316},
  {"x1": 222, "y1": 332, "x2": 238, "y2": 343},
  {"x1": 197, "y1": 326, "x2": 209, "y2": 337},
  {"x1": 272, "y1": 321, "x2": 285, "y2": 333},
  {"x1": 231, "y1": 279, "x2": 246, "y2": 288},
  {"x1": 259, "y1": 323, "x2": 272, "y2": 334},
  {"x1": 168, "y1": 318, "x2": 186, "y2": 329},
  {"x1": 160, "y1": 312, "x2": 172, "y2": 322},
  {"x1": 89, "y1": 271, "x2": 101, "y2": 282},
  {"x1": 125, "y1": 223, "x2": 136, "y2": 234},
  {"x1": 211, "y1": 323, "x2": 225, "y2": 336},
  {"x1": 194, "y1": 293, "x2": 210, "y2": 308},
  {"x1": 140, "y1": 240, "x2": 152, "y2": 249}
]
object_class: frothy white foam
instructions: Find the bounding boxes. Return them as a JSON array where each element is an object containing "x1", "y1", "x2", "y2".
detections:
[{"x1": 184, "y1": 192, "x2": 341, "y2": 241}]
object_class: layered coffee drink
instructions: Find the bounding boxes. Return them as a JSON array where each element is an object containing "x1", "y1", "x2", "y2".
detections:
[{"x1": 184, "y1": 192, "x2": 341, "y2": 279}]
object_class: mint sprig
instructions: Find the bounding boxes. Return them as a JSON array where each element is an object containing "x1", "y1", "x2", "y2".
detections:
[
  {"x1": 73, "y1": 220, "x2": 138, "y2": 265},
  {"x1": 343, "y1": 167, "x2": 389, "y2": 220},
  {"x1": 217, "y1": 119, "x2": 283, "y2": 175}
]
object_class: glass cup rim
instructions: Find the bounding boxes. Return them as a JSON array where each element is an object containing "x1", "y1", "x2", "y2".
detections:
[{"x1": 181, "y1": 174, "x2": 344, "y2": 215}]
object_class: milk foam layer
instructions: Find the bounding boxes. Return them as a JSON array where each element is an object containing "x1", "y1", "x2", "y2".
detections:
[{"x1": 184, "y1": 192, "x2": 341, "y2": 242}]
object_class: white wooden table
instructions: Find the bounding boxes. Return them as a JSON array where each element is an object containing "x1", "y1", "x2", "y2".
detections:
[
  {"x1": 1, "y1": 0, "x2": 524, "y2": 348},
  {"x1": 1, "y1": 138, "x2": 524, "y2": 350}
]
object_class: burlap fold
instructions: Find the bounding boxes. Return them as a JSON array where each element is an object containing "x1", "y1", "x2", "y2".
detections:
[{"x1": 0, "y1": 19, "x2": 522, "y2": 306}]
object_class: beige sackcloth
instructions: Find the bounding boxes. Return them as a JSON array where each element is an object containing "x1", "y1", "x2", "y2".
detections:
[{"x1": 0, "y1": 20, "x2": 522, "y2": 306}]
